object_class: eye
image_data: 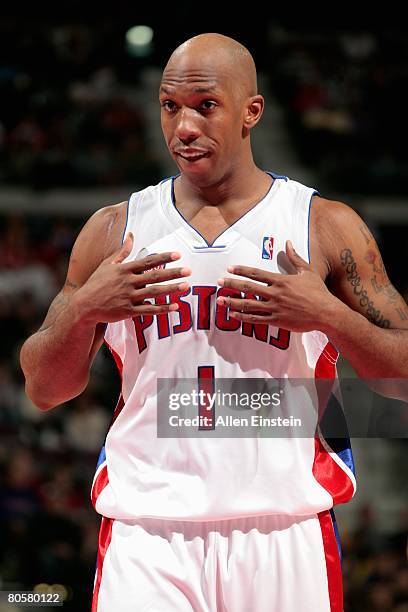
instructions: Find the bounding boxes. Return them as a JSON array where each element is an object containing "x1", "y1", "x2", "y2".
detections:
[
  {"x1": 161, "y1": 100, "x2": 177, "y2": 112},
  {"x1": 200, "y1": 100, "x2": 217, "y2": 112}
]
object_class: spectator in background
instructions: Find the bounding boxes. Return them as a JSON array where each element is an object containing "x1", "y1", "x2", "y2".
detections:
[{"x1": 64, "y1": 393, "x2": 110, "y2": 454}]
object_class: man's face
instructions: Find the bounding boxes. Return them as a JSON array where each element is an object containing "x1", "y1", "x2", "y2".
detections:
[{"x1": 159, "y1": 59, "x2": 245, "y2": 187}]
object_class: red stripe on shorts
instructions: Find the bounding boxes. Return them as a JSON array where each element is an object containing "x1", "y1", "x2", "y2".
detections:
[
  {"x1": 318, "y1": 510, "x2": 343, "y2": 612},
  {"x1": 92, "y1": 516, "x2": 114, "y2": 612}
]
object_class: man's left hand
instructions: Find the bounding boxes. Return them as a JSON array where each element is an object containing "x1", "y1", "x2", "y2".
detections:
[{"x1": 216, "y1": 240, "x2": 339, "y2": 333}]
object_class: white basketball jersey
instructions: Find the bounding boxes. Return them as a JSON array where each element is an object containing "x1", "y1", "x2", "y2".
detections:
[{"x1": 92, "y1": 173, "x2": 356, "y2": 520}]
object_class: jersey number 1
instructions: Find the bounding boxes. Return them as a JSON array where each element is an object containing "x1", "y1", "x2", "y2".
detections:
[{"x1": 197, "y1": 366, "x2": 215, "y2": 430}]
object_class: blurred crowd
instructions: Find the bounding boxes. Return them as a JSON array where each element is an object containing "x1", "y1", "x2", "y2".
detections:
[
  {"x1": 0, "y1": 213, "x2": 119, "y2": 609},
  {"x1": 342, "y1": 505, "x2": 408, "y2": 611},
  {"x1": 2, "y1": 20, "x2": 408, "y2": 194},
  {"x1": 0, "y1": 16, "x2": 407, "y2": 611},
  {"x1": 268, "y1": 27, "x2": 408, "y2": 194},
  {"x1": 0, "y1": 20, "x2": 161, "y2": 189},
  {"x1": 0, "y1": 213, "x2": 406, "y2": 610}
]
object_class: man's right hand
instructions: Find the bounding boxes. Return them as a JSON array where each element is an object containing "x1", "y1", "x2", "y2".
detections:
[
  {"x1": 71, "y1": 232, "x2": 191, "y2": 325},
  {"x1": 20, "y1": 202, "x2": 192, "y2": 409}
]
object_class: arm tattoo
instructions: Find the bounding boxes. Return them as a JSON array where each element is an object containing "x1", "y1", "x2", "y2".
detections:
[
  {"x1": 65, "y1": 278, "x2": 78, "y2": 289},
  {"x1": 340, "y1": 248, "x2": 391, "y2": 328},
  {"x1": 395, "y1": 306, "x2": 408, "y2": 321},
  {"x1": 364, "y1": 249, "x2": 398, "y2": 303},
  {"x1": 359, "y1": 224, "x2": 373, "y2": 245}
]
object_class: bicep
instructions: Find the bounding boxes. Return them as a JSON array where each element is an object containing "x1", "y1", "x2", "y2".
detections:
[
  {"x1": 37, "y1": 202, "x2": 127, "y2": 341},
  {"x1": 37, "y1": 219, "x2": 105, "y2": 332},
  {"x1": 334, "y1": 242, "x2": 408, "y2": 329},
  {"x1": 318, "y1": 200, "x2": 408, "y2": 330}
]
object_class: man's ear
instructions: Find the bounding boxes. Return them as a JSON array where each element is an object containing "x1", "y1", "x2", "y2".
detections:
[{"x1": 243, "y1": 95, "x2": 264, "y2": 129}]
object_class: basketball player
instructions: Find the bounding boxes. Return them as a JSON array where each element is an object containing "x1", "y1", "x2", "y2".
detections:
[{"x1": 20, "y1": 34, "x2": 408, "y2": 612}]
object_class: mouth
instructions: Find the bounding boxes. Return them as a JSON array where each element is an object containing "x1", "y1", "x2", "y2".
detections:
[{"x1": 175, "y1": 151, "x2": 210, "y2": 163}]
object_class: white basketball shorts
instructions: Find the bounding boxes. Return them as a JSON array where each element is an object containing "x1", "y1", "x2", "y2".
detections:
[{"x1": 92, "y1": 511, "x2": 342, "y2": 612}]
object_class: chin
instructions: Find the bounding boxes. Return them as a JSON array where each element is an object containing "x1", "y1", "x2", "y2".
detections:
[
  {"x1": 182, "y1": 171, "x2": 219, "y2": 188},
  {"x1": 176, "y1": 160, "x2": 216, "y2": 186}
]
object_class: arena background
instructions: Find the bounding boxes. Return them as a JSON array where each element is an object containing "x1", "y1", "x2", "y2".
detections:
[{"x1": 0, "y1": 10, "x2": 407, "y2": 611}]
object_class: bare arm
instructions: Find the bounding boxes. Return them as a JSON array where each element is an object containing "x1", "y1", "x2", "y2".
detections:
[
  {"x1": 216, "y1": 196, "x2": 408, "y2": 396},
  {"x1": 20, "y1": 202, "x2": 191, "y2": 410},
  {"x1": 20, "y1": 203, "x2": 128, "y2": 409},
  {"x1": 310, "y1": 197, "x2": 408, "y2": 380}
]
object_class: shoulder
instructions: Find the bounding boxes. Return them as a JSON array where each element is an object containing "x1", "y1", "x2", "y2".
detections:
[
  {"x1": 79, "y1": 201, "x2": 128, "y2": 251},
  {"x1": 73, "y1": 201, "x2": 129, "y2": 261},
  {"x1": 309, "y1": 195, "x2": 366, "y2": 280},
  {"x1": 74, "y1": 179, "x2": 165, "y2": 264},
  {"x1": 311, "y1": 195, "x2": 367, "y2": 250},
  {"x1": 85, "y1": 201, "x2": 129, "y2": 239},
  {"x1": 311, "y1": 195, "x2": 361, "y2": 230}
]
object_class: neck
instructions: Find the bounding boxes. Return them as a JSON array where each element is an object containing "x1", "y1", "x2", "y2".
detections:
[{"x1": 175, "y1": 159, "x2": 268, "y2": 207}]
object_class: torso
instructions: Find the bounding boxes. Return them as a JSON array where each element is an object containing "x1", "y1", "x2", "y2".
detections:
[
  {"x1": 90, "y1": 174, "x2": 356, "y2": 521},
  {"x1": 100, "y1": 187, "x2": 331, "y2": 287}
]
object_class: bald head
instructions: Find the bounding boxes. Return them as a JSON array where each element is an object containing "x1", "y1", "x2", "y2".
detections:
[
  {"x1": 163, "y1": 33, "x2": 258, "y2": 99},
  {"x1": 160, "y1": 33, "x2": 264, "y2": 186}
]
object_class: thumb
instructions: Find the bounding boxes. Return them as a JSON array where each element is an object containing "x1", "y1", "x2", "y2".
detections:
[
  {"x1": 111, "y1": 232, "x2": 134, "y2": 264},
  {"x1": 285, "y1": 240, "x2": 309, "y2": 271}
]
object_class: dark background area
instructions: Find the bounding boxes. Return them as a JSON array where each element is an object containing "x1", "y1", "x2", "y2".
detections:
[{"x1": 0, "y1": 11, "x2": 407, "y2": 612}]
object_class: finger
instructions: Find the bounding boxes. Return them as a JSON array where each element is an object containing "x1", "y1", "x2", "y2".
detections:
[
  {"x1": 216, "y1": 296, "x2": 269, "y2": 313},
  {"x1": 134, "y1": 266, "x2": 191, "y2": 287},
  {"x1": 229, "y1": 311, "x2": 276, "y2": 323},
  {"x1": 276, "y1": 250, "x2": 298, "y2": 275},
  {"x1": 132, "y1": 303, "x2": 179, "y2": 314},
  {"x1": 111, "y1": 232, "x2": 134, "y2": 264},
  {"x1": 226, "y1": 265, "x2": 282, "y2": 284},
  {"x1": 123, "y1": 251, "x2": 181, "y2": 273},
  {"x1": 133, "y1": 281, "x2": 190, "y2": 300},
  {"x1": 217, "y1": 277, "x2": 270, "y2": 298},
  {"x1": 285, "y1": 240, "x2": 310, "y2": 271}
]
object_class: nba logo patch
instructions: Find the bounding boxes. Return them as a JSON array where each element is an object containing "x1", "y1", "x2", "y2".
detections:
[{"x1": 262, "y1": 236, "x2": 274, "y2": 260}]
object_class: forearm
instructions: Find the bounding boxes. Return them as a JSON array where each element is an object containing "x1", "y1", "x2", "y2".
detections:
[
  {"x1": 321, "y1": 300, "x2": 408, "y2": 379},
  {"x1": 20, "y1": 299, "x2": 98, "y2": 410}
]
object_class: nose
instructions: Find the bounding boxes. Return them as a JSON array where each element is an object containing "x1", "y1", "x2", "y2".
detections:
[{"x1": 174, "y1": 107, "x2": 201, "y2": 145}]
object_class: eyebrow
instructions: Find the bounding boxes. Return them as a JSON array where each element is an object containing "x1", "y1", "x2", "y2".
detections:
[
  {"x1": 159, "y1": 85, "x2": 219, "y2": 95},
  {"x1": 192, "y1": 86, "x2": 218, "y2": 93}
]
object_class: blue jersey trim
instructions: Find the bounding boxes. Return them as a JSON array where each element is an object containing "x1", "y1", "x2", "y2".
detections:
[
  {"x1": 330, "y1": 508, "x2": 342, "y2": 561},
  {"x1": 170, "y1": 171, "x2": 280, "y2": 248},
  {"x1": 170, "y1": 178, "x2": 213, "y2": 247},
  {"x1": 96, "y1": 445, "x2": 106, "y2": 470},
  {"x1": 336, "y1": 446, "x2": 356, "y2": 477},
  {"x1": 268, "y1": 171, "x2": 288, "y2": 181},
  {"x1": 318, "y1": 391, "x2": 356, "y2": 479},
  {"x1": 160, "y1": 173, "x2": 180, "y2": 185},
  {"x1": 193, "y1": 245, "x2": 227, "y2": 250}
]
